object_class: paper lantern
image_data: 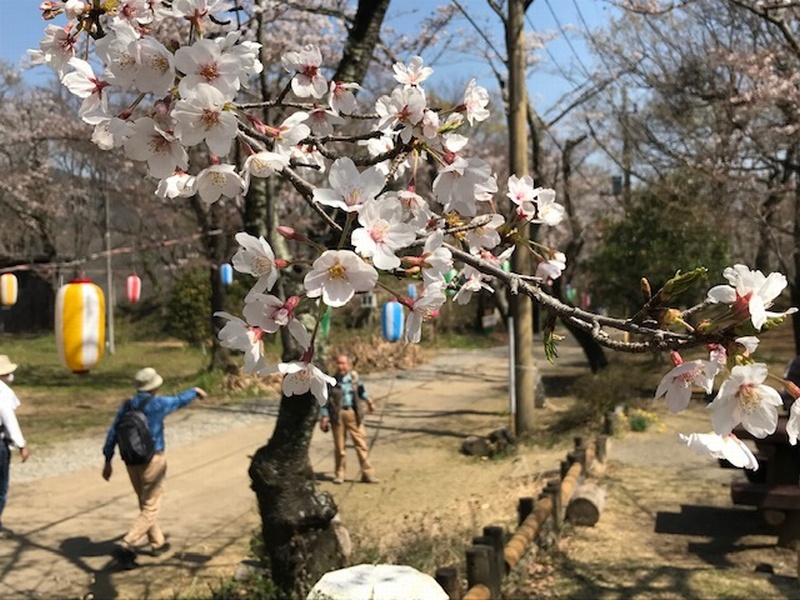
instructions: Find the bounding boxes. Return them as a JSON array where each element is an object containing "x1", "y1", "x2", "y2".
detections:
[
  {"x1": 55, "y1": 279, "x2": 106, "y2": 374},
  {"x1": 220, "y1": 263, "x2": 233, "y2": 286},
  {"x1": 407, "y1": 283, "x2": 417, "y2": 299},
  {"x1": 381, "y1": 300, "x2": 404, "y2": 342},
  {"x1": 0, "y1": 273, "x2": 18, "y2": 308},
  {"x1": 126, "y1": 274, "x2": 142, "y2": 303}
]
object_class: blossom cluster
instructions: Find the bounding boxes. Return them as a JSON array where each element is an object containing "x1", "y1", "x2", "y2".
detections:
[
  {"x1": 658, "y1": 265, "x2": 798, "y2": 469},
  {"x1": 32, "y1": 0, "x2": 565, "y2": 404},
  {"x1": 34, "y1": 2, "x2": 800, "y2": 456}
]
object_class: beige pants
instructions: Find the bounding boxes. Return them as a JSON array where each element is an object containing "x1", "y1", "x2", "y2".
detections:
[
  {"x1": 332, "y1": 408, "x2": 374, "y2": 480},
  {"x1": 123, "y1": 452, "x2": 167, "y2": 548}
]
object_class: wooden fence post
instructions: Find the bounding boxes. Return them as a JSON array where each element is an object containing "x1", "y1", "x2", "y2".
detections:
[
  {"x1": 472, "y1": 536, "x2": 501, "y2": 598},
  {"x1": 595, "y1": 435, "x2": 608, "y2": 463},
  {"x1": 544, "y1": 479, "x2": 563, "y2": 532},
  {"x1": 517, "y1": 497, "x2": 534, "y2": 526},
  {"x1": 466, "y1": 544, "x2": 498, "y2": 598},
  {"x1": 483, "y1": 526, "x2": 507, "y2": 580},
  {"x1": 435, "y1": 565, "x2": 461, "y2": 600}
]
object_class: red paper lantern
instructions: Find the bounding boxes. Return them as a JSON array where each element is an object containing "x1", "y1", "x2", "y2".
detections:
[{"x1": 126, "y1": 274, "x2": 142, "y2": 303}]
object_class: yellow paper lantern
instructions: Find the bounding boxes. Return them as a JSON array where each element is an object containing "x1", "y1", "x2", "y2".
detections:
[
  {"x1": 55, "y1": 278, "x2": 106, "y2": 374},
  {"x1": 0, "y1": 273, "x2": 18, "y2": 308}
]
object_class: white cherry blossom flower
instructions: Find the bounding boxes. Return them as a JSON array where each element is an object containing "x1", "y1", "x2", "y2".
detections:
[
  {"x1": 194, "y1": 163, "x2": 245, "y2": 203},
  {"x1": 94, "y1": 19, "x2": 140, "y2": 89},
  {"x1": 655, "y1": 360, "x2": 717, "y2": 413},
  {"x1": 61, "y1": 58, "x2": 111, "y2": 123},
  {"x1": 231, "y1": 232, "x2": 279, "y2": 295},
  {"x1": 393, "y1": 56, "x2": 433, "y2": 87},
  {"x1": 243, "y1": 294, "x2": 310, "y2": 349},
  {"x1": 465, "y1": 214, "x2": 504, "y2": 252},
  {"x1": 532, "y1": 188, "x2": 565, "y2": 226},
  {"x1": 91, "y1": 117, "x2": 130, "y2": 150},
  {"x1": 787, "y1": 399, "x2": 800, "y2": 445},
  {"x1": 308, "y1": 105, "x2": 345, "y2": 136},
  {"x1": 171, "y1": 0, "x2": 234, "y2": 21},
  {"x1": 375, "y1": 87, "x2": 427, "y2": 143},
  {"x1": 394, "y1": 189, "x2": 434, "y2": 230},
  {"x1": 272, "y1": 111, "x2": 311, "y2": 155},
  {"x1": 708, "y1": 363, "x2": 783, "y2": 438},
  {"x1": 351, "y1": 196, "x2": 416, "y2": 270},
  {"x1": 419, "y1": 230, "x2": 453, "y2": 286},
  {"x1": 453, "y1": 272, "x2": 493, "y2": 305},
  {"x1": 536, "y1": 251, "x2": 567, "y2": 282},
  {"x1": 433, "y1": 148, "x2": 494, "y2": 217},
  {"x1": 174, "y1": 38, "x2": 242, "y2": 99},
  {"x1": 507, "y1": 174, "x2": 537, "y2": 218},
  {"x1": 173, "y1": 83, "x2": 238, "y2": 156},
  {"x1": 123, "y1": 117, "x2": 189, "y2": 179},
  {"x1": 156, "y1": 171, "x2": 196, "y2": 199},
  {"x1": 462, "y1": 79, "x2": 490, "y2": 125},
  {"x1": 304, "y1": 250, "x2": 378, "y2": 308},
  {"x1": 707, "y1": 264, "x2": 797, "y2": 330},
  {"x1": 329, "y1": 81, "x2": 360, "y2": 114},
  {"x1": 404, "y1": 282, "x2": 446, "y2": 343},
  {"x1": 281, "y1": 45, "x2": 327, "y2": 99},
  {"x1": 218, "y1": 32, "x2": 263, "y2": 80},
  {"x1": 313, "y1": 158, "x2": 385, "y2": 213},
  {"x1": 214, "y1": 311, "x2": 263, "y2": 373},
  {"x1": 276, "y1": 361, "x2": 336, "y2": 405},
  {"x1": 134, "y1": 36, "x2": 175, "y2": 95},
  {"x1": 678, "y1": 432, "x2": 758, "y2": 470},
  {"x1": 115, "y1": 0, "x2": 155, "y2": 24},
  {"x1": 29, "y1": 25, "x2": 77, "y2": 77},
  {"x1": 243, "y1": 151, "x2": 290, "y2": 184}
]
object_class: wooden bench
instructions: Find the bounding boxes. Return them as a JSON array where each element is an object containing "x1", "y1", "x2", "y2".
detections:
[{"x1": 731, "y1": 481, "x2": 800, "y2": 547}]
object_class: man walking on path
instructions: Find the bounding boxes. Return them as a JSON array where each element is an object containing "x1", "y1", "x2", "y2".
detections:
[
  {"x1": 319, "y1": 354, "x2": 379, "y2": 484},
  {"x1": 102, "y1": 367, "x2": 207, "y2": 569},
  {"x1": 0, "y1": 355, "x2": 30, "y2": 539}
]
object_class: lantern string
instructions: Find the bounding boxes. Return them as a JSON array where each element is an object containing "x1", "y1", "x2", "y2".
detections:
[{"x1": 0, "y1": 229, "x2": 224, "y2": 275}]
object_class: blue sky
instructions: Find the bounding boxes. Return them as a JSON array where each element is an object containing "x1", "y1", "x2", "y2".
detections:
[{"x1": 1, "y1": 0, "x2": 617, "y2": 114}]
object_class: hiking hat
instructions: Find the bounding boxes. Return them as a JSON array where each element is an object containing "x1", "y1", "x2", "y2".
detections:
[
  {"x1": 0, "y1": 355, "x2": 18, "y2": 377},
  {"x1": 134, "y1": 367, "x2": 163, "y2": 392}
]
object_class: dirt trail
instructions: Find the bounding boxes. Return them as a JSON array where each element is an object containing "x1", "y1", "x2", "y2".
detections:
[
  {"x1": 3, "y1": 338, "x2": 799, "y2": 600},
  {"x1": 0, "y1": 345, "x2": 547, "y2": 599}
]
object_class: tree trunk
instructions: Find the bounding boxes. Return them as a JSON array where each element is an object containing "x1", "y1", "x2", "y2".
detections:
[
  {"x1": 247, "y1": 1, "x2": 393, "y2": 593},
  {"x1": 249, "y1": 391, "x2": 345, "y2": 598}
]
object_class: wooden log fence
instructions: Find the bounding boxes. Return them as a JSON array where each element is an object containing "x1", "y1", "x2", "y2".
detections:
[{"x1": 438, "y1": 435, "x2": 608, "y2": 600}]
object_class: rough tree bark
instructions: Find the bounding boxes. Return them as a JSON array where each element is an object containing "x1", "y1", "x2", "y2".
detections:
[
  {"x1": 247, "y1": 0, "x2": 393, "y2": 593},
  {"x1": 249, "y1": 391, "x2": 345, "y2": 598}
]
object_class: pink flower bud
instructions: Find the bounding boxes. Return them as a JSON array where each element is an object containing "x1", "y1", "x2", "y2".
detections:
[
  {"x1": 277, "y1": 226, "x2": 297, "y2": 240},
  {"x1": 670, "y1": 350, "x2": 683, "y2": 367},
  {"x1": 285, "y1": 296, "x2": 300, "y2": 310},
  {"x1": 274, "y1": 258, "x2": 289, "y2": 269},
  {"x1": 786, "y1": 380, "x2": 800, "y2": 400}
]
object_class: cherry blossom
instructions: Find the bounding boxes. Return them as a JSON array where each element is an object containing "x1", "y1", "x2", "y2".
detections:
[
  {"x1": 271, "y1": 112, "x2": 311, "y2": 156},
  {"x1": 242, "y1": 294, "x2": 310, "y2": 349},
  {"x1": 29, "y1": 25, "x2": 77, "y2": 77},
  {"x1": 281, "y1": 45, "x2": 327, "y2": 99},
  {"x1": 194, "y1": 163, "x2": 245, "y2": 203},
  {"x1": 134, "y1": 37, "x2": 176, "y2": 95},
  {"x1": 313, "y1": 158, "x2": 385, "y2": 213},
  {"x1": 678, "y1": 433, "x2": 759, "y2": 470},
  {"x1": 532, "y1": 188, "x2": 565, "y2": 226},
  {"x1": 214, "y1": 311, "x2": 263, "y2": 373},
  {"x1": 404, "y1": 282, "x2": 446, "y2": 343},
  {"x1": 304, "y1": 250, "x2": 378, "y2": 308},
  {"x1": 329, "y1": 81, "x2": 360, "y2": 114},
  {"x1": 461, "y1": 79, "x2": 490, "y2": 125},
  {"x1": 707, "y1": 264, "x2": 798, "y2": 330},
  {"x1": 351, "y1": 197, "x2": 416, "y2": 270},
  {"x1": 393, "y1": 56, "x2": 433, "y2": 87},
  {"x1": 174, "y1": 38, "x2": 243, "y2": 99},
  {"x1": 271, "y1": 361, "x2": 336, "y2": 405},
  {"x1": 307, "y1": 105, "x2": 345, "y2": 136},
  {"x1": 170, "y1": 0, "x2": 234, "y2": 23},
  {"x1": 535, "y1": 251, "x2": 567, "y2": 282},
  {"x1": 655, "y1": 360, "x2": 717, "y2": 413},
  {"x1": 243, "y1": 151, "x2": 290, "y2": 184},
  {"x1": 231, "y1": 232, "x2": 280, "y2": 295},
  {"x1": 123, "y1": 117, "x2": 189, "y2": 179},
  {"x1": 708, "y1": 363, "x2": 783, "y2": 438},
  {"x1": 156, "y1": 171, "x2": 196, "y2": 199},
  {"x1": 94, "y1": 19, "x2": 140, "y2": 89},
  {"x1": 61, "y1": 58, "x2": 111, "y2": 123},
  {"x1": 453, "y1": 272, "x2": 493, "y2": 305},
  {"x1": 173, "y1": 83, "x2": 239, "y2": 156},
  {"x1": 417, "y1": 230, "x2": 453, "y2": 286},
  {"x1": 375, "y1": 87, "x2": 427, "y2": 143},
  {"x1": 465, "y1": 214, "x2": 504, "y2": 252}
]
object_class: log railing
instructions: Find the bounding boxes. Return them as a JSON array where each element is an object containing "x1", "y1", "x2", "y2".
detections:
[{"x1": 435, "y1": 435, "x2": 608, "y2": 600}]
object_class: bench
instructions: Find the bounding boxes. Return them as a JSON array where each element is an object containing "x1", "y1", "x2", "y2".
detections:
[{"x1": 731, "y1": 481, "x2": 800, "y2": 547}]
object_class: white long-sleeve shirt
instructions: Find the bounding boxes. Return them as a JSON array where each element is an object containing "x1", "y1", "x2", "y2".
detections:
[{"x1": 0, "y1": 380, "x2": 25, "y2": 448}]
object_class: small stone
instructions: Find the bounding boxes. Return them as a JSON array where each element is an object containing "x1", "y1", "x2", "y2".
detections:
[{"x1": 754, "y1": 563, "x2": 774, "y2": 574}]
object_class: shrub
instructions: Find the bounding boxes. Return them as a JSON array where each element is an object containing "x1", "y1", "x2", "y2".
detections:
[{"x1": 165, "y1": 268, "x2": 211, "y2": 346}]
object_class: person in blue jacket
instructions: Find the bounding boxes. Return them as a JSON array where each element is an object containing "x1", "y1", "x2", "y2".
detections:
[{"x1": 102, "y1": 367, "x2": 207, "y2": 569}]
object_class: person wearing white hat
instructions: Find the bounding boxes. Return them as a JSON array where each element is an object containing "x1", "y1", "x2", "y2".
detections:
[
  {"x1": 0, "y1": 355, "x2": 30, "y2": 539},
  {"x1": 101, "y1": 367, "x2": 207, "y2": 569}
]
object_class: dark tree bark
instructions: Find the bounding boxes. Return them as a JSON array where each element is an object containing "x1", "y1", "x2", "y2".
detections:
[
  {"x1": 247, "y1": 0, "x2": 394, "y2": 593},
  {"x1": 249, "y1": 391, "x2": 345, "y2": 598}
]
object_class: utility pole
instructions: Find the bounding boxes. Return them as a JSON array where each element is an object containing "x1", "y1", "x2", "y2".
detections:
[
  {"x1": 104, "y1": 191, "x2": 115, "y2": 354},
  {"x1": 507, "y1": 0, "x2": 539, "y2": 435}
]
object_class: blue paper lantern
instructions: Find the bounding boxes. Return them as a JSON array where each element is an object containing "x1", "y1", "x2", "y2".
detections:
[
  {"x1": 407, "y1": 283, "x2": 418, "y2": 299},
  {"x1": 381, "y1": 300, "x2": 404, "y2": 342},
  {"x1": 220, "y1": 263, "x2": 233, "y2": 286}
]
